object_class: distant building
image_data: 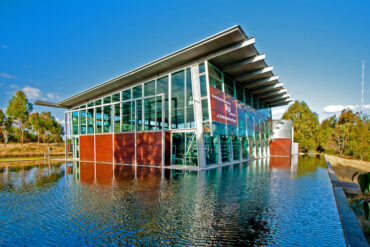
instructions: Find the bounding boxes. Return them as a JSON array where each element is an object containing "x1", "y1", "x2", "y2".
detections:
[{"x1": 36, "y1": 25, "x2": 292, "y2": 169}]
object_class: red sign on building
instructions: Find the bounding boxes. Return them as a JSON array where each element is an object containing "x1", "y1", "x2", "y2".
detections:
[{"x1": 209, "y1": 86, "x2": 237, "y2": 126}]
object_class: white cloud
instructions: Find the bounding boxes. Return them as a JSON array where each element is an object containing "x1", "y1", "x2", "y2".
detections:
[
  {"x1": 22, "y1": 86, "x2": 41, "y2": 100},
  {"x1": 46, "y1": 93, "x2": 61, "y2": 100},
  {"x1": 55, "y1": 117, "x2": 65, "y2": 125},
  {"x1": 323, "y1": 104, "x2": 370, "y2": 113},
  {"x1": 272, "y1": 107, "x2": 287, "y2": 116},
  {"x1": 0, "y1": 73, "x2": 18, "y2": 79},
  {"x1": 8, "y1": 84, "x2": 19, "y2": 89},
  {"x1": 1, "y1": 44, "x2": 7, "y2": 49}
]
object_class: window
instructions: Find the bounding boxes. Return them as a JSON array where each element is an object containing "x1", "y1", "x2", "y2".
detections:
[
  {"x1": 171, "y1": 70, "x2": 185, "y2": 129},
  {"x1": 156, "y1": 76, "x2": 169, "y2": 129},
  {"x1": 199, "y1": 63, "x2": 205, "y2": 74},
  {"x1": 121, "y1": 102, "x2": 132, "y2": 131},
  {"x1": 95, "y1": 107, "x2": 102, "y2": 133},
  {"x1": 200, "y1": 75, "x2": 208, "y2": 97},
  {"x1": 103, "y1": 105, "x2": 111, "y2": 133},
  {"x1": 87, "y1": 102, "x2": 94, "y2": 107},
  {"x1": 87, "y1": 108, "x2": 94, "y2": 134},
  {"x1": 122, "y1": 89, "x2": 131, "y2": 101},
  {"x1": 136, "y1": 100, "x2": 142, "y2": 131},
  {"x1": 185, "y1": 68, "x2": 194, "y2": 128},
  {"x1": 103, "y1": 96, "x2": 111, "y2": 104},
  {"x1": 79, "y1": 110, "x2": 86, "y2": 134},
  {"x1": 112, "y1": 93, "x2": 120, "y2": 102},
  {"x1": 114, "y1": 104, "x2": 120, "y2": 132},
  {"x1": 72, "y1": 111, "x2": 78, "y2": 135},
  {"x1": 132, "y1": 85, "x2": 142, "y2": 99},
  {"x1": 144, "y1": 98, "x2": 156, "y2": 130},
  {"x1": 236, "y1": 82, "x2": 244, "y2": 102},
  {"x1": 224, "y1": 75, "x2": 234, "y2": 97},
  {"x1": 95, "y1": 99, "x2": 102, "y2": 106},
  {"x1": 144, "y1": 80, "x2": 155, "y2": 96},
  {"x1": 202, "y1": 99, "x2": 209, "y2": 121}
]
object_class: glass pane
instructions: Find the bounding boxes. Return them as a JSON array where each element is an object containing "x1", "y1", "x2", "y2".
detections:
[
  {"x1": 185, "y1": 68, "x2": 195, "y2": 128},
  {"x1": 209, "y1": 76, "x2": 222, "y2": 91},
  {"x1": 112, "y1": 93, "x2": 120, "y2": 102},
  {"x1": 236, "y1": 83, "x2": 244, "y2": 102},
  {"x1": 121, "y1": 102, "x2": 132, "y2": 132},
  {"x1": 172, "y1": 133, "x2": 185, "y2": 165},
  {"x1": 114, "y1": 103, "x2": 120, "y2": 132},
  {"x1": 80, "y1": 105, "x2": 86, "y2": 109},
  {"x1": 156, "y1": 76, "x2": 169, "y2": 129},
  {"x1": 103, "y1": 105, "x2": 111, "y2": 133},
  {"x1": 95, "y1": 99, "x2": 102, "y2": 106},
  {"x1": 199, "y1": 63, "x2": 205, "y2": 74},
  {"x1": 208, "y1": 64, "x2": 222, "y2": 81},
  {"x1": 232, "y1": 136, "x2": 240, "y2": 160},
  {"x1": 171, "y1": 70, "x2": 185, "y2": 129},
  {"x1": 202, "y1": 99, "x2": 209, "y2": 121},
  {"x1": 144, "y1": 80, "x2": 155, "y2": 96},
  {"x1": 224, "y1": 75, "x2": 234, "y2": 96},
  {"x1": 95, "y1": 107, "x2": 102, "y2": 133},
  {"x1": 87, "y1": 102, "x2": 94, "y2": 107},
  {"x1": 79, "y1": 110, "x2": 86, "y2": 135},
  {"x1": 144, "y1": 98, "x2": 156, "y2": 130},
  {"x1": 87, "y1": 108, "x2": 94, "y2": 134},
  {"x1": 200, "y1": 75, "x2": 207, "y2": 97},
  {"x1": 204, "y1": 132, "x2": 218, "y2": 165},
  {"x1": 220, "y1": 135, "x2": 231, "y2": 162},
  {"x1": 122, "y1": 89, "x2": 131, "y2": 101},
  {"x1": 103, "y1": 96, "x2": 111, "y2": 104},
  {"x1": 72, "y1": 111, "x2": 78, "y2": 135},
  {"x1": 185, "y1": 132, "x2": 197, "y2": 166},
  {"x1": 132, "y1": 85, "x2": 142, "y2": 99},
  {"x1": 136, "y1": 100, "x2": 143, "y2": 131},
  {"x1": 156, "y1": 96, "x2": 163, "y2": 129}
]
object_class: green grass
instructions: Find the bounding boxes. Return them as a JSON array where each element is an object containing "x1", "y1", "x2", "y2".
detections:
[{"x1": 0, "y1": 155, "x2": 67, "y2": 162}]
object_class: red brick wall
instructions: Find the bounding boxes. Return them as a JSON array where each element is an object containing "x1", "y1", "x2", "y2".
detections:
[
  {"x1": 269, "y1": 138, "x2": 291, "y2": 157},
  {"x1": 114, "y1": 133, "x2": 135, "y2": 164},
  {"x1": 80, "y1": 135, "x2": 94, "y2": 161},
  {"x1": 95, "y1": 134, "x2": 113, "y2": 163},
  {"x1": 137, "y1": 132, "x2": 162, "y2": 166}
]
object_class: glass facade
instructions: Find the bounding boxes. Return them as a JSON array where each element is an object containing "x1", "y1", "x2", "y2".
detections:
[{"x1": 67, "y1": 61, "x2": 272, "y2": 167}]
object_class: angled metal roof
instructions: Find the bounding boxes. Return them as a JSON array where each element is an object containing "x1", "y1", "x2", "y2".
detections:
[{"x1": 36, "y1": 25, "x2": 291, "y2": 109}]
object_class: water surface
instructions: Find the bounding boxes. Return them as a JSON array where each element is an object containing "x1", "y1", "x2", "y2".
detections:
[{"x1": 0, "y1": 156, "x2": 346, "y2": 246}]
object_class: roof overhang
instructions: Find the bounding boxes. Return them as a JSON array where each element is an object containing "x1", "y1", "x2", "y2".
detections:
[{"x1": 36, "y1": 25, "x2": 290, "y2": 109}]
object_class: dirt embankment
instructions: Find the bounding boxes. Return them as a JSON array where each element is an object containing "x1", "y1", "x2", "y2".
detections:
[
  {"x1": 0, "y1": 143, "x2": 65, "y2": 158},
  {"x1": 326, "y1": 155, "x2": 370, "y2": 183}
]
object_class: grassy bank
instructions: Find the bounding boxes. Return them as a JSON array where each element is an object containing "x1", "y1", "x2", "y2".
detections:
[
  {"x1": 326, "y1": 154, "x2": 370, "y2": 183},
  {"x1": 0, "y1": 143, "x2": 66, "y2": 159}
]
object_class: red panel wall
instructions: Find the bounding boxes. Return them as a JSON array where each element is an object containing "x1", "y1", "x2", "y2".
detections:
[
  {"x1": 114, "y1": 133, "x2": 135, "y2": 164},
  {"x1": 80, "y1": 135, "x2": 94, "y2": 161},
  {"x1": 95, "y1": 134, "x2": 113, "y2": 163},
  {"x1": 80, "y1": 162, "x2": 94, "y2": 184},
  {"x1": 137, "y1": 132, "x2": 162, "y2": 166},
  {"x1": 269, "y1": 138, "x2": 291, "y2": 157}
]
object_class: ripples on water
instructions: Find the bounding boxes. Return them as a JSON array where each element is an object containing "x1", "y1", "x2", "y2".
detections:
[{"x1": 0, "y1": 156, "x2": 346, "y2": 246}]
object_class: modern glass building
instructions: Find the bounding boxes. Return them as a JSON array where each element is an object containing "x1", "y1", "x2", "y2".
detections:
[{"x1": 36, "y1": 25, "x2": 292, "y2": 169}]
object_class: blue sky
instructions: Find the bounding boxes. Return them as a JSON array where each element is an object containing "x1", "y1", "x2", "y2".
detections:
[{"x1": 0, "y1": 0, "x2": 369, "y2": 123}]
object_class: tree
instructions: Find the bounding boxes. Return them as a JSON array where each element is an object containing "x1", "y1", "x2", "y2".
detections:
[
  {"x1": 6, "y1": 91, "x2": 33, "y2": 145},
  {"x1": 0, "y1": 110, "x2": 12, "y2": 147},
  {"x1": 347, "y1": 114, "x2": 370, "y2": 161},
  {"x1": 282, "y1": 101, "x2": 320, "y2": 152},
  {"x1": 338, "y1": 109, "x2": 359, "y2": 125},
  {"x1": 29, "y1": 112, "x2": 42, "y2": 144},
  {"x1": 332, "y1": 122, "x2": 352, "y2": 155}
]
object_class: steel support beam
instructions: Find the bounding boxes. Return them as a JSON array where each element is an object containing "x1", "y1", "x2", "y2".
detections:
[
  {"x1": 204, "y1": 38, "x2": 256, "y2": 61},
  {"x1": 259, "y1": 89, "x2": 287, "y2": 99},
  {"x1": 252, "y1": 83, "x2": 283, "y2": 94},
  {"x1": 244, "y1": 75, "x2": 279, "y2": 89},
  {"x1": 222, "y1": 54, "x2": 265, "y2": 72},
  {"x1": 269, "y1": 98, "x2": 293, "y2": 106},
  {"x1": 264, "y1": 94, "x2": 290, "y2": 103},
  {"x1": 235, "y1": 66, "x2": 273, "y2": 81}
]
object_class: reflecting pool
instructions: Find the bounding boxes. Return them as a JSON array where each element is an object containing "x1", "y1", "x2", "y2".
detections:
[{"x1": 0, "y1": 156, "x2": 346, "y2": 246}]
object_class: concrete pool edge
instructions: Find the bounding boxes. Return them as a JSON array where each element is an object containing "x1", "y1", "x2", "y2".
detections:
[{"x1": 324, "y1": 154, "x2": 368, "y2": 247}]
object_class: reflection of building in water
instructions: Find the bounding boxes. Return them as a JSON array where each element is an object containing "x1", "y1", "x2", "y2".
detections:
[{"x1": 36, "y1": 25, "x2": 292, "y2": 170}]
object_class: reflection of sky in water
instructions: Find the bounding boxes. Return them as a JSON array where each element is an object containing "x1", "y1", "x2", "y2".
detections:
[{"x1": 0, "y1": 156, "x2": 345, "y2": 246}]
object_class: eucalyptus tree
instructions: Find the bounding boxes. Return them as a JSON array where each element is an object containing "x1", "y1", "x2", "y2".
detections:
[{"x1": 6, "y1": 91, "x2": 33, "y2": 145}]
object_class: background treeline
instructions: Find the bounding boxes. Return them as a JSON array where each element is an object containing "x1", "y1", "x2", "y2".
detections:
[
  {"x1": 0, "y1": 90, "x2": 64, "y2": 146},
  {"x1": 283, "y1": 101, "x2": 369, "y2": 161}
]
